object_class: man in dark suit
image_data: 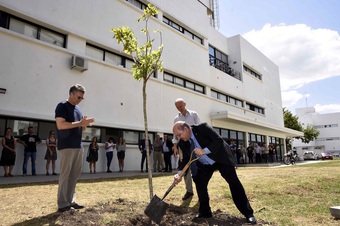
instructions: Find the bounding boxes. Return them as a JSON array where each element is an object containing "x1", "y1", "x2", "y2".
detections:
[
  {"x1": 173, "y1": 121, "x2": 256, "y2": 224},
  {"x1": 138, "y1": 138, "x2": 153, "y2": 173}
]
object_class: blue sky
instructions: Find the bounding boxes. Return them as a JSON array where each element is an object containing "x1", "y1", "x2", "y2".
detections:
[{"x1": 218, "y1": 0, "x2": 340, "y2": 114}]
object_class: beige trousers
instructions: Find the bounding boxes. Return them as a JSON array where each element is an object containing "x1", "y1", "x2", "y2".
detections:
[
  {"x1": 179, "y1": 146, "x2": 194, "y2": 193},
  {"x1": 57, "y1": 148, "x2": 84, "y2": 208}
]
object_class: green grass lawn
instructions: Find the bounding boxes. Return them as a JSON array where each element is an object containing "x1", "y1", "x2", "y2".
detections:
[{"x1": 1, "y1": 160, "x2": 339, "y2": 225}]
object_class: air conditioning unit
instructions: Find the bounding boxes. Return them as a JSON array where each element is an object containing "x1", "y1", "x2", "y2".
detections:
[{"x1": 71, "y1": 55, "x2": 88, "y2": 72}]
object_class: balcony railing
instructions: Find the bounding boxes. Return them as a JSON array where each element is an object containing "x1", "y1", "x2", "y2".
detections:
[{"x1": 209, "y1": 55, "x2": 242, "y2": 81}]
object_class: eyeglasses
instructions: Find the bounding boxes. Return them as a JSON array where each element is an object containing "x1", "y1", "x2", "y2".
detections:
[{"x1": 77, "y1": 95, "x2": 84, "y2": 100}]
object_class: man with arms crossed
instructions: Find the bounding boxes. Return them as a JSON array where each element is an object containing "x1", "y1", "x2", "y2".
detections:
[
  {"x1": 173, "y1": 98, "x2": 200, "y2": 200},
  {"x1": 55, "y1": 84, "x2": 95, "y2": 212}
]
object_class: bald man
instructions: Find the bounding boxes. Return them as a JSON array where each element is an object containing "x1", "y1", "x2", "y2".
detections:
[{"x1": 173, "y1": 121, "x2": 256, "y2": 224}]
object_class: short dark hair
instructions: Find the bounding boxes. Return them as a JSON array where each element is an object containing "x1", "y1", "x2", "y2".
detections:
[{"x1": 69, "y1": 84, "x2": 86, "y2": 94}]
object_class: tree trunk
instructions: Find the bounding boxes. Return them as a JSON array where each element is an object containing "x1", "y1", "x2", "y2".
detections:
[{"x1": 143, "y1": 79, "x2": 153, "y2": 201}]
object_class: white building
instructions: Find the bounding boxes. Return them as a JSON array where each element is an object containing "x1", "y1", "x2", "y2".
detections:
[
  {"x1": 293, "y1": 107, "x2": 340, "y2": 156},
  {"x1": 0, "y1": 0, "x2": 301, "y2": 175}
]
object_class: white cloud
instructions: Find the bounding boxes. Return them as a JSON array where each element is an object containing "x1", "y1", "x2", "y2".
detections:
[
  {"x1": 281, "y1": 90, "x2": 305, "y2": 107},
  {"x1": 314, "y1": 104, "x2": 340, "y2": 114},
  {"x1": 243, "y1": 23, "x2": 340, "y2": 91}
]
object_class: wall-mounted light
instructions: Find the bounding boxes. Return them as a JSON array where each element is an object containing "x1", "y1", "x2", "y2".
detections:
[{"x1": 0, "y1": 88, "x2": 6, "y2": 94}]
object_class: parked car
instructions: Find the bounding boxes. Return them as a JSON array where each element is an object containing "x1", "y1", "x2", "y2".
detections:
[
  {"x1": 303, "y1": 151, "x2": 318, "y2": 160},
  {"x1": 321, "y1": 152, "x2": 333, "y2": 160}
]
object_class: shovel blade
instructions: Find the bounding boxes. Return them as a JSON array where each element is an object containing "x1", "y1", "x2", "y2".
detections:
[{"x1": 144, "y1": 195, "x2": 169, "y2": 224}]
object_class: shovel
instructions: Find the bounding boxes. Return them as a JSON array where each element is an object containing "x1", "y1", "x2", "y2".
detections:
[{"x1": 144, "y1": 151, "x2": 201, "y2": 224}]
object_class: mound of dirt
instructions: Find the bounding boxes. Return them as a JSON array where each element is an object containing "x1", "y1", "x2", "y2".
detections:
[{"x1": 55, "y1": 198, "x2": 274, "y2": 225}]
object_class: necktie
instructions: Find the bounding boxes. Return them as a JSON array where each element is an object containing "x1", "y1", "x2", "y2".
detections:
[{"x1": 189, "y1": 139, "x2": 198, "y2": 176}]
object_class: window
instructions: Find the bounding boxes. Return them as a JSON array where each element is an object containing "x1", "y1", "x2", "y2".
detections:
[
  {"x1": 209, "y1": 45, "x2": 242, "y2": 81},
  {"x1": 163, "y1": 72, "x2": 205, "y2": 94},
  {"x1": 211, "y1": 89, "x2": 244, "y2": 107},
  {"x1": 125, "y1": 0, "x2": 148, "y2": 10},
  {"x1": 0, "y1": 12, "x2": 66, "y2": 48},
  {"x1": 248, "y1": 133, "x2": 265, "y2": 144},
  {"x1": 7, "y1": 119, "x2": 39, "y2": 137},
  {"x1": 243, "y1": 65, "x2": 262, "y2": 80},
  {"x1": 86, "y1": 45, "x2": 104, "y2": 61},
  {"x1": 246, "y1": 103, "x2": 265, "y2": 115},
  {"x1": 82, "y1": 127, "x2": 101, "y2": 142},
  {"x1": 163, "y1": 16, "x2": 203, "y2": 45},
  {"x1": 85, "y1": 44, "x2": 132, "y2": 69},
  {"x1": 105, "y1": 52, "x2": 122, "y2": 66},
  {"x1": 214, "y1": 127, "x2": 245, "y2": 147}
]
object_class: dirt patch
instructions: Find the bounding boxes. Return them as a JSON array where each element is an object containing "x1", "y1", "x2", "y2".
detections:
[{"x1": 53, "y1": 198, "x2": 274, "y2": 225}]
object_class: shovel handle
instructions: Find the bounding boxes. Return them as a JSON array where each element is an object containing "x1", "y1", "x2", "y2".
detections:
[{"x1": 161, "y1": 151, "x2": 201, "y2": 201}]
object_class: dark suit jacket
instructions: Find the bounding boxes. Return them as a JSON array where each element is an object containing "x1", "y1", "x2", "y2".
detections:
[
  {"x1": 178, "y1": 123, "x2": 236, "y2": 171},
  {"x1": 138, "y1": 139, "x2": 153, "y2": 152}
]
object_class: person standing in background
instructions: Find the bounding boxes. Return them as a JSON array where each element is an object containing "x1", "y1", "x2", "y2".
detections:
[
  {"x1": 55, "y1": 84, "x2": 95, "y2": 212},
  {"x1": 0, "y1": 127, "x2": 16, "y2": 177},
  {"x1": 105, "y1": 137, "x2": 116, "y2": 173},
  {"x1": 45, "y1": 130, "x2": 58, "y2": 175},
  {"x1": 153, "y1": 135, "x2": 163, "y2": 172},
  {"x1": 116, "y1": 136, "x2": 126, "y2": 172},
  {"x1": 87, "y1": 137, "x2": 99, "y2": 174},
  {"x1": 17, "y1": 126, "x2": 42, "y2": 176},
  {"x1": 173, "y1": 98, "x2": 201, "y2": 200}
]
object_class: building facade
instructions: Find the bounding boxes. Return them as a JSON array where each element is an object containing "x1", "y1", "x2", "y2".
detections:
[
  {"x1": 293, "y1": 107, "x2": 340, "y2": 157},
  {"x1": 0, "y1": 0, "x2": 301, "y2": 175}
]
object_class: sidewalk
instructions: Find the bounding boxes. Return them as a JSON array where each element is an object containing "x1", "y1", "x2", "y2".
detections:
[
  {"x1": 0, "y1": 161, "x2": 321, "y2": 185},
  {"x1": 0, "y1": 170, "x2": 168, "y2": 185}
]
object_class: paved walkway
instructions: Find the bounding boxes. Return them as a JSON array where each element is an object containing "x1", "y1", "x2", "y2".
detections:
[{"x1": 0, "y1": 161, "x2": 322, "y2": 185}]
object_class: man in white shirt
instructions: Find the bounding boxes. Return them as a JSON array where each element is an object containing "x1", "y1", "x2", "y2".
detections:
[{"x1": 173, "y1": 98, "x2": 201, "y2": 200}]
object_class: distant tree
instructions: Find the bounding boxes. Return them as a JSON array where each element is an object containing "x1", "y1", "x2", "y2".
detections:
[
  {"x1": 301, "y1": 124, "x2": 320, "y2": 143},
  {"x1": 283, "y1": 108, "x2": 319, "y2": 146},
  {"x1": 283, "y1": 108, "x2": 303, "y2": 132},
  {"x1": 111, "y1": 4, "x2": 163, "y2": 200}
]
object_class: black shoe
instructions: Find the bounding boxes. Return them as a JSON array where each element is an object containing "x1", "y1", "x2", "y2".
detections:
[
  {"x1": 194, "y1": 212, "x2": 212, "y2": 219},
  {"x1": 70, "y1": 203, "x2": 84, "y2": 209},
  {"x1": 246, "y1": 215, "x2": 257, "y2": 224},
  {"x1": 182, "y1": 192, "x2": 194, "y2": 200},
  {"x1": 32, "y1": 173, "x2": 37, "y2": 176},
  {"x1": 107, "y1": 170, "x2": 112, "y2": 173},
  {"x1": 58, "y1": 206, "x2": 74, "y2": 212}
]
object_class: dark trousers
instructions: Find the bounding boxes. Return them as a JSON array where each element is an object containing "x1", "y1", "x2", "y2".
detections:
[
  {"x1": 255, "y1": 153, "x2": 261, "y2": 163},
  {"x1": 106, "y1": 151, "x2": 113, "y2": 170},
  {"x1": 193, "y1": 162, "x2": 254, "y2": 217},
  {"x1": 248, "y1": 154, "x2": 254, "y2": 163},
  {"x1": 141, "y1": 150, "x2": 148, "y2": 170},
  {"x1": 163, "y1": 152, "x2": 172, "y2": 171}
]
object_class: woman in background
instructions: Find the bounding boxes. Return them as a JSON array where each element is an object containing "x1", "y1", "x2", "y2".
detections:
[
  {"x1": 87, "y1": 137, "x2": 99, "y2": 173},
  {"x1": 0, "y1": 127, "x2": 16, "y2": 177},
  {"x1": 105, "y1": 137, "x2": 115, "y2": 172},
  {"x1": 45, "y1": 130, "x2": 58, "y2": 175},
  {"x1": 116, "y1": 136, "x2": 126, "y2": 172}
]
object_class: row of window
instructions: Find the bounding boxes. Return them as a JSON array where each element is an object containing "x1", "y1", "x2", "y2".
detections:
[
  {"x1": 314, "y1": 124, "x2": 338, "y2": 129},
  {"x1": 246, "y1": 103, "x2": 265, "y2": 114},
  {"x1": 0, "y1": 11, "x2": 66, "y2": 48},
  {"x1": 316, "y1": 137, "x2": 340, "y2": 141},
  {"x1": 0, "y1": 117, "x2": 172, "y2": 145},
  {"x1": 86, "y1": 43, "x2": 134, "y2": 69},
  {"x1": 211, "y1": 89, "x2": 243, "y2": 107},
  {"x1": 163, "y1": 16, "x2": 203, "y2": 45},
  {"x1": 164, "y1": 72, "x2": 204, "y2": 94},
  {"x1": 1, "y1": 9, "x2": 266, "y2": 116},
  {"x1": 243, "y1": 65, "x2": 262, "y2": 80}
]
